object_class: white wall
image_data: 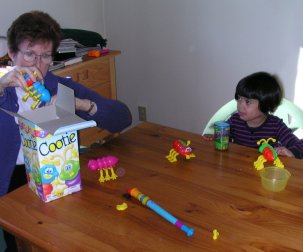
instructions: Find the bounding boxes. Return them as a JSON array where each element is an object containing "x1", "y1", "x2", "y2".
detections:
[
  {"x1": 0, "y1": 0, "x2": 106, "y2": 47},
  {"x1": 105, "y1": 0, "x2": 303, "y2": 134},
  {"x1": 1, "y1": 1, "x2": 303, "y2": 135}
]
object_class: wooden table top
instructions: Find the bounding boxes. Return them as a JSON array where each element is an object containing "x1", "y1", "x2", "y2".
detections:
[{"x1": 1, "y1": 122, "x2": 303, "y2": 251}]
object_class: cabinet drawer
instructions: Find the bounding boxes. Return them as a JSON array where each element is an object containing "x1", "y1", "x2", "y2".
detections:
[
  {"x1": 57, "y1": 62, "x2": 109, "y2": 83},
  {"x1": 89, "y1": 82, "x2": 111, "y2": 98},
  {"x1": 76, "y1": 61, "x2": 109, "y2": 82}
]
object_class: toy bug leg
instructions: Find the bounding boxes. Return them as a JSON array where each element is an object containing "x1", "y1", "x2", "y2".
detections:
[
  {"x1": 274, "y1": 158, "x2": 285, "y2": 168},
  {"x1": 166, "y1": 149, "x2": 179, "y2": 163},
  {"x1": 109, "y1": 167, "x2": 118, "y2": 180},
  {"x1": 254, "y1": 155, "x2": 266, "y2": 170},
  {"x1": 99, "y1": 169, "x2": 105, "y2": 183},
  {"x1": 185, "y1": 153, "x2": 196, "y2": 160},
  {"x1": 104, "y1": 168, "x2": 111, "y2": 181}
]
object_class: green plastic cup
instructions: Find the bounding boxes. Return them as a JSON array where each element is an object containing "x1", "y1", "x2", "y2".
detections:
[{"x1": 214, "y1": 121, "x2": 230, "y2": 151}]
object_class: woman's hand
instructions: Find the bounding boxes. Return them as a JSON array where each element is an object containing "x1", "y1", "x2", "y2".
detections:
[
  {"x1": 75, "y1": 98, "x2": 97, "y2": 115},
  {"x1": 275, "y1": 147, "x2": 295, "y2": 158},
  {"x1": 0, "y1": 66, "x2": 43, "y2": 91},
  {"x1": 75, "y1": 98, "x2": 92, "y2": 111},
  {"x1": 48, "y1": 96, "x2": 89, "y2": 110},
  {"x1": 47, "y1": 96, "x2": 96, "y2": 115}
]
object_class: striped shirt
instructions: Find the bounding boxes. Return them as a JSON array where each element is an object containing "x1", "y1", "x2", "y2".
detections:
[{"x1": 228, "y1": 113, "x2": 303, "y2": 159}]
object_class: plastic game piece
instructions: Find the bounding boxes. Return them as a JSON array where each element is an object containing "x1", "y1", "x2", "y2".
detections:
[
  {"x1": 87, "y1": 155, "x2": 119, "y2": 183},
  {"x1": 88, "y1": 50, "x2": 101, "y2": 57},
  {"x1": 116, "y1": 202, "x2": 128, "y2": 211},
  {"x1": 128, "y1": 187, "x2": 194, "y2": 237},
  {"x1": 88, "y1": 49, "x2": 110, "y2": 57},
  {"x1": 166, "y1": 139, "x2": 196, "y2": 163},
  {"x1": 254, "y1": 138, "x2": 284, "y2": 170},
  {"x1": 22, "y1": 73, "x2": 51, "y2": 109},
  {"x1": 212, "y1": 229, "x2": 219, "y2": 240}
]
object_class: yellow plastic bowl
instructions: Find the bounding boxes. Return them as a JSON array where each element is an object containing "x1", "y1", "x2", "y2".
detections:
[{"x1": 260, "y1": 167, "x2": 291, "y2": 192}]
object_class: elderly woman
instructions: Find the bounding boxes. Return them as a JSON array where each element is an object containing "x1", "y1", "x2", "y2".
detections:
[{"x1": 0, "y1": 11, "x2": 132, "y2": 250}]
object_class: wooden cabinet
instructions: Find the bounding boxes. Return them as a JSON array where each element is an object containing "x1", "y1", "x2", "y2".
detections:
[{"x1": 54, "y1": 50, "x2": 121, "y2": 146}]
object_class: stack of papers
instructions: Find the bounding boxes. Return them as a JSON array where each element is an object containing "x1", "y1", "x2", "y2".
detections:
[
  {"x1": 49, "y1": 61, "x2": 65, "y2": 71},
  {"x1": 57, "y1": 38, "x2": 102, "y2": 56},
  {"x1": 57, "y1": 39, "x2": 84, "y2": 54}
]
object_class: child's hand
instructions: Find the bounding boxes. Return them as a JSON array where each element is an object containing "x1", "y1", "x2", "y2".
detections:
[
  {"x1": 202, "y1": 134, "x2": 214, "y2": 141},
  {"x1": 275, "y1": 147, "x2": 295, "y2": 158}
]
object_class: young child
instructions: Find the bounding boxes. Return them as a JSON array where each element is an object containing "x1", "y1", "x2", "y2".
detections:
[{"x1": 205, "y1": 72, "x2": 303, "y2": 159}]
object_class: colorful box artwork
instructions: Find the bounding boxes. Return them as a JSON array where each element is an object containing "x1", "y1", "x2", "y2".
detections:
[{"x1": 1, "y1": 84, "x2": 96, "y2": 202}]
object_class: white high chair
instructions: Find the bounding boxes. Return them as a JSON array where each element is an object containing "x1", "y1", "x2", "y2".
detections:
[{"x1": 202, "y1": 98, "x2": 303, "y2": 139}]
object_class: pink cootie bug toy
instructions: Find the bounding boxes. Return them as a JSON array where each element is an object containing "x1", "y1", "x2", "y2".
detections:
[{"x1": 88, "y1": 156, "x2": 119, "y2": 183}]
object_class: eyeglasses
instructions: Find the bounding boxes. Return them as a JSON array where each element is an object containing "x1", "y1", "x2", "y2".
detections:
[{"x1": 19, "y1": 50, "x2": 53, "y2": 64}]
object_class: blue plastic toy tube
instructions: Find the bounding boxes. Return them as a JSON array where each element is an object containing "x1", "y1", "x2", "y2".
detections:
[{"x1": 128, "y1": 187, "x2": 194, "y2": 237}]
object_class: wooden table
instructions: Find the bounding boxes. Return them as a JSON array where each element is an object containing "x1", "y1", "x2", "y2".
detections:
[{"x1": 1, "y1": 122, "x2": 303, "y2": 251}]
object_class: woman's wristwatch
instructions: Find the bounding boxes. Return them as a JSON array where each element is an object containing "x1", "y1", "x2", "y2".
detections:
[{"x1": 87, "y1": 101, "x2": 96, "y2": 115}]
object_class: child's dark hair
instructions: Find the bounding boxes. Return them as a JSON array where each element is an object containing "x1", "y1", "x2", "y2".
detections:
[{"x1": 235, "y1": 72, "x2": 283, "y2": 114}]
